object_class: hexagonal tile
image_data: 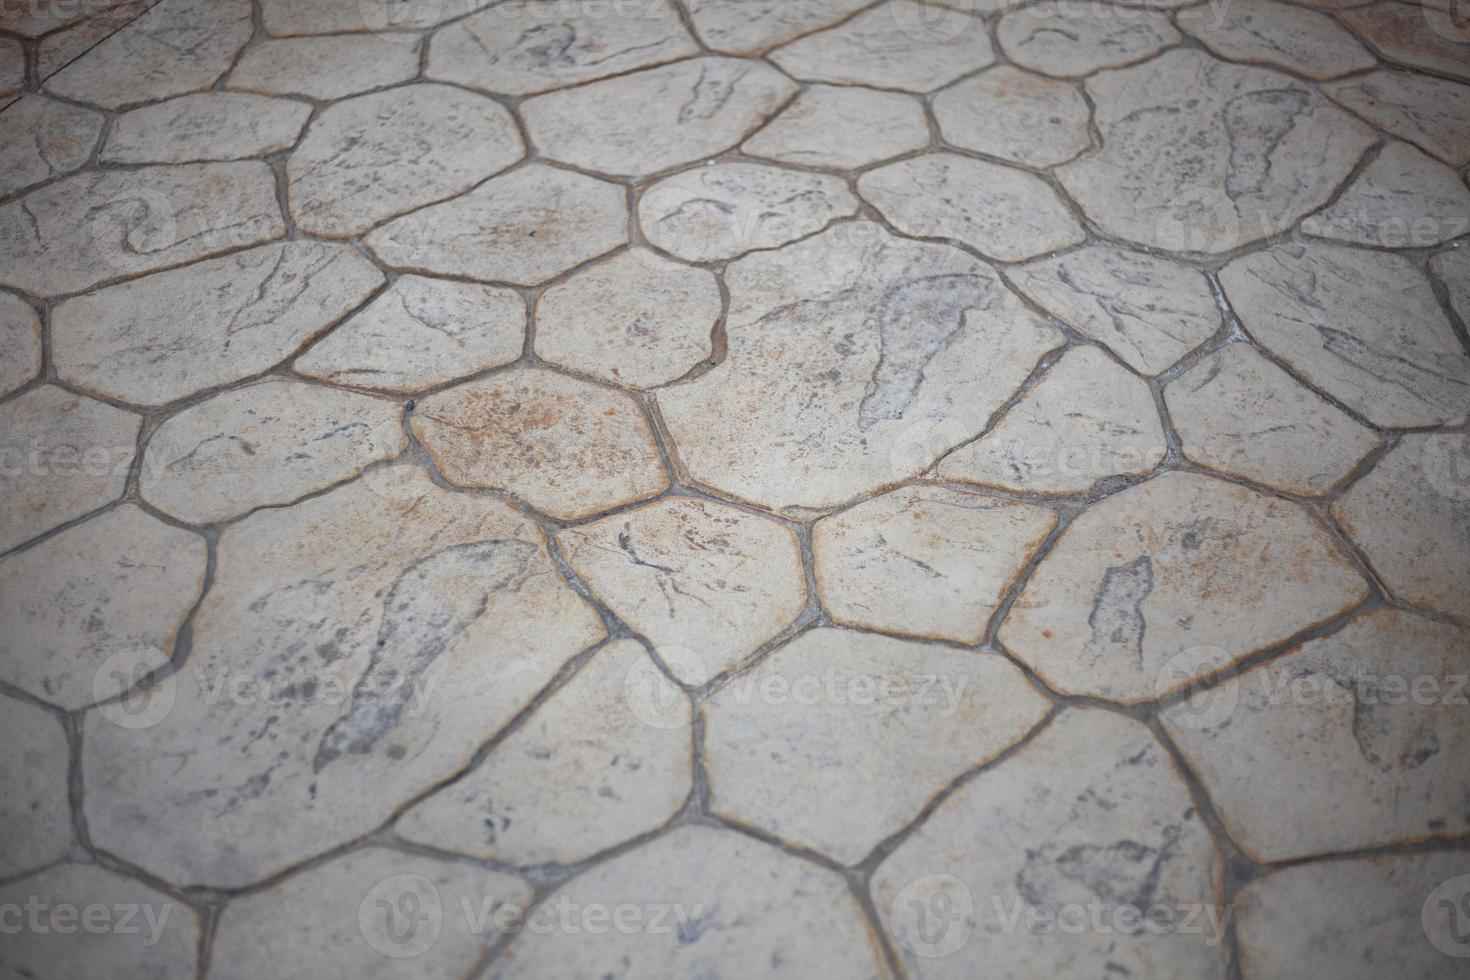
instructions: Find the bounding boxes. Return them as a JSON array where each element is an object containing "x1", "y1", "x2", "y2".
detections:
[
  {"x1": 686, "y1": 0, "x2": 872, "y2": 55},
  {"x1": 101, "y1": 92, "x2": 312, "y2": 164},
  {"x1": 0, "y1": 292, "x2": 42, "y2": 397},
  {"x1": 1179, "y1": 0, "x2": 1375, "y2": 79},
  {"x1": 1324, "y1": 71, "x2": 1470, "y2": 166},
  {"x1": 1302, "y1": 141, "x2": 1470, "y2": 248},
  {"x1": 228, "y1": 34, "x2": 422, "y2": 99},
  {"x1": 998, "y1": 1, "x2": 1179, "y2": 76},
  {"x1": 0, "y1": 95, "x2": 103, "y2": 198},
  {"x1": 0, "y1": 695, "x2": 72, "y2": 879},
  {"x1": 1343, "y1": 1, "x2": 1470, "y2": 82},
  {"x1": 931, "y1": 66, "x2": 1091, "y2": 167},
  {"x1": 741, "y1": 84, "x2": 929, "y2": 170}
]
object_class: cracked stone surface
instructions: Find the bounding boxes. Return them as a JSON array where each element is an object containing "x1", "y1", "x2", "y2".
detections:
[
  {"x1": 1179, "y1": 0, "x2": 1376, "y2": 79},
  {"x1": 1301, "y1": 141, "x2": 1470, "y2": 247},
  {"x1": 1324, "y1": 71, "x2": 1470, "y2": 166},
  {"x1": 101, "y1": 92, "x2": 312, "y2": 164},
  {"x1": 741, "y1": 83, "x2": 930, "y2": 170},
  {"x1": 227, "y1": 34, "x2": 423, "y2": 100},
  {"x1": 0, "y1": 94, "x2": 103, "y2": 197},
  {"x1": 0, "y1": 291, "x2": 42, "y2": 397},
  {"x1": 1342, "y1": 1, "x2": 1470, "y2": 81},
  {"x1": 998, "y1": 1, "x2": 1180, "y2": 76},
  {"x1": 930, "y1": 65, "x2": 1091, "y2": 167},
  {"x1": 0, "y1": 695, "x2": 72, "y2": 879},
  {"x1": 686, "y1": 0, "x2": 873, "y2": 54}
]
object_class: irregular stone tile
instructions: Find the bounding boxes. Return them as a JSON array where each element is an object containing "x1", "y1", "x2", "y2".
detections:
[
  {"x1": 741, "y1": 84, "x2": 929, "y2": 170},
  {"x1": 659, "y1": 223, "x2": 1062, "y2": 511},
  {"x1": 0, "y1": 695, "x2": 72, "y2": 878},
  {"x1": 1180, "y1": 0, "x2": 1375, "y2": 79},
  {"x1": 261, "y1": 0, "x2": 487, "y2": 35},
  {"x1": 366, "y1": 164, "x2": 627, "y2": 286},
  {"x1": 0, "y1": 292, "x2": 42, "y2": 397},
  {"x1": 638, "y1": 162, "x2": 858, "y2": 263},
  {"x1": 0, "y1": 37, "x2": 20, "y2": 98},
  {"x1": 687, "y1": 0, "x2": 872, "y2": 54},
  {"x1": 428, "y1": 0, "x2": 697, "y2": 96},
  {"x1": 52, "y1": 241, "x2": 383, "y2": 407},
  {"x1": 83, "y1": 466, "x2": 605, "y2": 887},
  {"x1": 211, "y1": 846, "x2": 530, "y2": 980},
  {"x1": 295, "y1": 275, "x2": 525, "y2": 393},
  {"x1": 288, "y1": 84, "x2": 522, "y2": 237},
  {"x1": 398, "y1": 640, "x2": 690, "y2": 865},
  {"x1": 413, "y1": 367, "x2": 667, "y2": 521},
  {"x1": 932, "y1": 66, "x2": 1089, "y2": 168},
  {"x1": 34, "y1": 0, "x2": 153, "y2": 83},
  {"x1": 0, "y1": 95, "x2": 103, "y2": 197},
  {"x1": 1303, "y1": 141, "x2": 1470, "y2": 248},
  {"x1": 0, "y1": 161, "x2": 285, "y2": 298},
  {"x1": 101, "y1": 92, "x2": 311, "y2": 164},
  {"x1": 1343, "y1": 1, "x2": 1470, "y2": 82},
  {"x1": 1324, "y1": 70, "x2": 1470, "y2": 166},
  {"x1": 0, "y1": 505, "x2": 204, "y2": 709},
  {"x1": 1167, "y1": 343, "x2": 1379, "y2": 495},
  {"x1": 0, "y1": 387, "x2": 140, "y2": 554},
  {"x1": 1057, "y1": 50, "x2": 1375, "y2": 253},
  {"x1": 937, "y1": 346, "x2": 1167, "y2": 494},
  {"x1": 45, "y1": 0, "x2": 252, "y2": 108},
  {"x1": 859, "y1": 152, "x2": 1084, "y2": 262},
  {"x1": 1220, "y1": 241, "x2": 1470, "y2": 427},
  {"x1": 558, "y1": 497, "x2": 805, "y2": 682},
  {"x1": 0, "y1": 0, "x2": 137, "y2": 36},
  {"x1": 1000, "y1": 471, "x2": 1369, "y2": 702},
  {"x1": 1432, "y1": 248, "x2": 1470, "y2": 322},
  {"x1": 998, "y1": 1, "x2": 1180, "y2": 76},
  {"x1": 769, "y1": 0, "x2": 995, "y2": 92},
  {"x1": 228, "y1": 34, "x2": 421, "y2": 100},
  {"x1": 141, "y1": 380, "x2": 407, "y2": 525},
  {"x1": 872, "y1": 709, "x2": 1225, "y2": 978},
  {"x1": 1163, "y1": 610, "x2": 1470, "y2": 861},
  {"x1": 1008, "y1": 245, "x2": 1221, "y2": 375},
  {"x1": 487, "y1": 826, "x2": 886, "y2": 977},
  {"x1": 814, "y1": 487, "x2": 1055, "y2": 643},
  {"x1": 521, "y1": 57, "x2": 794, "y2": 178}
]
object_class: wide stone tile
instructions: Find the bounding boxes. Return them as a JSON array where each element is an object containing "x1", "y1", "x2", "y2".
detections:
[
  {"x1": 0, "y1": 292, "x2": 41, "y2": 396},
  {"x1": 1162, "y1": 609, "x2": 1470, "y2": 861},
  {"x1": 288, "y1": 84, "x2": 523, "y2": 237},
  {"x1": 536, "y1": 249, "x2": 719, "y2": 390},
  {"x1": 933, "y1": 66, "x2": 1090, "y2": 167},
  {"x1": 398, "y1": 640, "x2": 691, "y2": 866},
  {"x1": 998, "y1": 1, "x2": 1179, "y2": 76},
  {"x1": 1302, "y1": 141, "x2": 1470, "y2": 248},
  {"x1": 228, "y1": 34, "x2": 422, "y2": 100},
  {"x1": 1180, "y1": 0, "x2": 1376, "y2": 79},
  {"x1": 295, "y1": 275, "x2": 525, "y2": 393},
  {"x1": 813, "y1": 487, "x2": 1055, "y2": 643},
  {"x1": 1343, "y1": 1, "x2": 1470, "y2": 82},
  {"x1": 1167, "y1": 343, "x2": 1379, "y2": 495},
  {"x1": 261, "y1": 0, "x2": 488, "y2": 35},
  {"x1": 657, "y1": 223, "x2": 1063, "y2": 512},
  {"x1": 486, "y1": 826, "x2": 889, "y2": 978},
  {"x1": 1000, "y1": 471, "x2": 1369, "y2": 702},
  {"x1": 412, "y1": 367, "x2": 667, "y2": 521},
  {"x1": 936, "y1": 346, "x2": 1167, "y2": 494},
  {"x1": 0, "y1": 695, "x2": 72, "y2": 879},
  {"x1": 1325, "y1": 70, "x2": 1470, "y2": 166},
  {"x1": 558, "y1": 496, "x2": 805, "y2": 682},
  {"x1": 872, "y1": 709, "x2": 1225, "y2": 978},
  {"x1": 0, "y1": 95, "x2": 103, "y2": 198},
  {"x1": 83, "y1": 466, "x2": 605, "y2": 887},
  {"x1": 521, "y1": 57, "x2": 794, "y2": 178},
  {"x1": 1220, "y1": 241, "x2": 1470, "y2": 428},
  {"x1": 859, "y1": 152, "x2": 1085, "y2": 261},
  {"x1": 687, "y1": 0, "x2": 872, "y2": 54},
  {"x1": 1057, "y1": 50, "x2": 1375, "y2": 252},
  {"x1": 638, "y1": 162, "x2": 857, "y2": 262},
  {"x1": 366, "y1": 164, "x2": 627, "y2": 285},
  {"x1": 102, "y1": 92, "x2": 312, "y2": 164},
  {"x1": 52, "y1": 241, "x2": 383, "y2": 407},
  {"x1": 741, "y1": 84, "x2": 929, "y2": 170}
]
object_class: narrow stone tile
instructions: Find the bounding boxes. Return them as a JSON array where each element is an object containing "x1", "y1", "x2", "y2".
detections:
[
  {"x1": 0, "y1": 95, "x2": 103, "y2": 198},
  {"x1": 101, "y1": 92, "x2": 312, "y2": 164},
  {"x1": 261, "y1": 0, "x2": 488, "y2": 35},
  {"x1": 0, "y1": 36, "x2": 22, "y2": 98},
  {"x1": 0, "y1": 695, "x2": 72, "y2": 879},
  {"x1": 1431, "y1": 248, "x2": 1470, "y2": 321},
  {"x1": 741, "y1": 84, "x2": 930, "y2": 170},
  {"x1": 1343, "y1": 1, "x2": 1470, "y2": 82},
  {"x1": 228, "y1": 34, "x2": 422, "y2": 100},
  {"x1": 998, "y1": 1, "x2": 1180, "y2": 76},
  {"x1": 1302, "y1": 141, "x2": 1470, "y2": 248},
  {"x1": 1324, "y1": 70, "x2": 1470, "y2": 166},
  {"x1": 1179, "y1": 0, "x2": 1376, "y2": 79},
  {"x1": 933, "y1": 66, "x2": 1090, "y2": 167},
  {"x1": 687, "y1": 0, "x2": 873, "y2": 54},
  {"x1": 0, "y1": 292, "x2": 42, "y2": 397}
]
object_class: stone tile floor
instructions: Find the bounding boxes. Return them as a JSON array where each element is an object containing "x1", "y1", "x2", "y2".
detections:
[{"x1": 1, "y1": 0, "x2": 1468, "y2": 976}]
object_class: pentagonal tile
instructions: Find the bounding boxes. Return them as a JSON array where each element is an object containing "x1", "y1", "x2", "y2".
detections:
[
  {"x1": 872, "y1": 709, "x2": 1226, "y2": 978},
  {"x1": 932, "y1": 66, "x2": 1090, "y2": 167},
  {"x1": 83, "y1": 466, "x2": 605, "y2": 887},
  {"x1": 1432, "y1": 248, "x2": 1470, "y2": 322},
  {"x1": 0, "y1": 292, "x2": 41, "y2": 397},
  {"x1": 687, "y1": 0, "x2": 872, "y2": 54},
  {"x1": 398, "y1": 640, "x2": 691, "y2": 866},
  {"x1": 52, "y1": 241, "x2": 383, "y2": 407},
  {"x1": 1325, "y1": 71, "x2": 1470, "y2": 166},
  {"x1": 936, "y1": 346, "x2": 1167, "y2": 494},
  {"x1": 558, "y1": 497, "x2": 805, "y2": 682},
  {"x1": 0, "y1": 695, "x2": 72, "y2": 878},
  {"x1": 998, "y1": 1, "x2": 1179, "y2": 76},
  {"x1": 1179, "y1": 0, "x2": 1375, "y2": 79},
  {"x1": 741, "y1": 84, "x2": 929, "y2": 170},
  {"x1": 261, "y1": 0, "x2": 487, "y2": 35},
  {"x1": 1302, "y1": 141, "x2": 1470, "y2": 248},
  {"x1": 0, "y1": 95, "x2": 103, "y2": 197},
  {"x1": 999, "y1": 471, "x2": 1369, "y2": 702},
  {"x1": 101, "y1": 92, "x2": 312, "y2": 164},
  {"x1": 813, "y1": 486, "x2": 1055, "y2": 643},
  {"x1": 1343, "y1": 1, "x2": 1470, "y2": 82},
  {"x1": 228, "y1": 34, "x2": 422, "y2": 99},
  {"x1": 412, "y1": 367, "x2": 667, "y2": 521}
]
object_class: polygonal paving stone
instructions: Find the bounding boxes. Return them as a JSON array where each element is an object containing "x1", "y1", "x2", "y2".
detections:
[
  {"x1": 261, "y1": 0, "x2": 487, "y2": 34},
  {"x1": 936, "y1": 346, "x2": 1167, "y2": 494},
  {"x1": 557, "y1": 497, "x2": 806, "y2": 682},
  {"x1": 0, "y1": 505, "x2": 205, "y2": 709},
  {"x1": 536, "y1": 249, "x2": 719, "y2": 389},
  {"x1": 741, "y1": 84, "x2": 930, "y2": 170},
  {"x1": 487, "y1": 826, "x2": 887, "y2": 978},
  {"x1": 1220, "y1": 241, "x2": 1470, "y2": 428},
  {"x1": 0, "y1": 36, "x2": 22, "y2": 97},
  {"x1": 366, "y1": 164, "x2": 627, "y2": 285},
  {"x1": 412, "y1": 367, "x2": 667, "y2": 521},
  {"x1": 1343, "y1": 1, "x2": 1470, "y2": 81},
  {"x1": 287, "y1": 84, "x2": 523, "y2": 237},
  {"x1": 229, "y1": 34, "x2": 422, "y2": 99},
  {"x1": 0, "y1": 292, "x2": 41, "y2": 397},
  {"x1": 0, "y1": 387, "x2": 140, "y2": 554},
  {"x1": 44, "y1": 0, "x2": 252, "y2": 108},
  {"x1": 686, "y1": 0, "x2": 873, "y2": 54},
  {"x1": 1162, "y1": 609, "x2": 1470, "y2": 861},
  {"x1": 1324, "y1": 71, "x2": 1470, "y2": 166},
  {"x1": 210, "y1": 846, "x2": 531, "y2": 980},
  {"x1": 83, "y1": 466, "x2": 605, "y2": 887},
  {"x1": 1057, "y1": 50, "x2": 1375, "y2": 252},
  {"x1": 295, "y1": 275, "x2": 525, "y2": 393},
  {"x1": 427, "y1": 0, "x2": 697, "y2": 96},
  {"x1": 0, "y1": 695, "x2": 72, "y2": 878},
  {"x1": 813, "y1": 486, "x2": 1055, "y2": 644},
  {"x1": 998, "y1": 1, "x2": 1180, "y2": 76},
  {"x1": 0, "y1": 95, "x2": 103, "y2": 197},
  {"x1": 1008, "y1": 244, "x2": 1222, "y2": 376},
  {"x1": 1432, "y1": 248, "x2": 1470, "y2": 322},
  {"x1": 521, "y1": 56, "x2": 794, "y2": 178},
  {"x1": 140, "y1": 380, "x2": 407, "y2": 525},
  {"x1": 101, "y1": 92, "x2": 312, "y2": 164},
  {"x1": 1166, "y1": 343, "x2": 1379, "y2": 495},
  {"x1": 638, "y1": 161, "x2": 858, "y2": 263},
  {"x1": 999, "y1": 471, "x2": 1369, "y2": 702},
  {"x1": 1333, "y1": 435, "x2": 1470, "y2": 619},
  {"x1": 1179, "y1": 0, "x2": 1376, "y2": 79},
  {"x1": 872, "y1": 709, "x2": 1226, "y2": 978},
  {"x1": 52, "y1": 241, "x2": 383, "y2": 407},
  {"x1": 932, "y1": 66, "x2": 1090, "y2": 167},
  {"x1": 33, "y1": 0, "x2": 154, "y2": 84},
  {"x1": 398, "y1": 640, "x2": 691, "y2": 866},
  {"x1": 1302, "y1": 141, "x2": 1470, "y2": 248},
  {"x1": 0, "y1": 162, "x2": 285, "y2": 298},
  {"x1": 859, "y1": 152, "x2": 1085, "y2": 261},
  {"x1": 657, "y1": 223, "x2": 1063, "y2": 512},
  {"x1": 769, "y1": 0, "x2": 995, "y2": 93}
]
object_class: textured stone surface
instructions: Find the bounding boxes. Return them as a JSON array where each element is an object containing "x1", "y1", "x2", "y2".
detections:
[
  {"x1": 228, "y1": 34, "x2": 422, "y2": 100},
  {"x1": 0, "y1": 695, "x2": 72, "y2": 878},
  {"x1": 931, "y1": 66, "x2": 1091, "y2": 167},
  {"x1": 1433, "y1": 248, "x2": 1470, "y2": 322},
  {"x1": 1302, "y1": 141, "x2": 1470, "y2": 247},
  {"x1": 1343, "y1": 1, "x2": 1470, "y2": 82},
  {"x1": 999, "y1": 1, "x2": 1179, "y2": 75},
  {"x1": 0, "y1": 95, "x2": 103, "y2": 197},
  {"x1": 687, "y1": 0, "x2": 872, "y2": 54},
  {"x1": 0, "y1": 292, "x2": 42, "y2": 397},
  {"x1": 33, "y1": 0, "x2": 154, "y2": 83},
  {"x1": 1324, "y1": 71, "x2": 1470, "y2": 166},
  {"x1": 1180, "y1": 0, "x2": 1375, "y2": 79},
  {"x1": 102, "y1": 92, "x2": 312, "y2": 163},
  {"x1": 261, "y1": 0, "x2": 488, "y2": 35},
  {"x1": 741, "y1": 84, "x2": 929, "y2": 169},
  {"x1": 0, "y1": 37, "x2": 20, "y2": 97}
]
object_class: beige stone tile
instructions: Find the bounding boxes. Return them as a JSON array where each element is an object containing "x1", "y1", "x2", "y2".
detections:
[
  {"x1": 742, "y1": 84, "x2": 930, "y2": 170},
  {"x1": 932, "y1": 66, "x2": 1091, "y2": 167},
  {"x1": 102, "y1": 92, "x2": 312, "y2": 164},
  {"x1": 0, "y1": 292, "x2": 42, "y2": 397},
  {"x1": 999, "y1": 1, "x2": 1179, "y2": 76},
  {"x1": 228, "y1": 34, "x2": 421, "y2": 100},
  {"x1": 261, "y1": 0, "x2": 489, "y2": 35},
  {"x1": 0, "y1": 695, "x2": 72, "y2": 878},
  {"x1": 1343, "y1": 1, "x2": 1470, "y2": 82},
  {"x1": 1180, "y1": 0, "x2": 1376, "y2": 79},
  {"x1": 1302, "y1": 141, "x2": 1470, "y2": 248},
  {"x1": 0, "y1": 94, "x2": 103, "y2": 198},
  {"x1": 687, "y1": 0, "x2": 873, "y2": 54},
  {"x1": 1325, "y1": 70, "x2": 1470, "y2": 166},
  {"x1": 34, "y1": 0, "x2": 152, "y2": 82}
]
